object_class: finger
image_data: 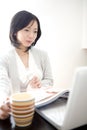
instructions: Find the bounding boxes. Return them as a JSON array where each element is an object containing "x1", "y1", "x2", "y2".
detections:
[
  {"x1": 35, "y1": 80, "x2": 41, "y2": 87},
  {"x1": 0, "y1": 113, "x2": 10, "y2": 120},
  {"x1": 6, "y1": 99, "x2": 11, "y2": 107},
  {"x1": 35, "y1": 81, "x2": 41, "y2": 87},
  {"x1": 29, "y1": 78, "x2": 41, "y2": 88},
  {"x1": 33, "y1": 82, "x2": 41, "y2": 88},
  {"x1": 3, "y1": 98, "x2": 10, "y2": 106},
  {"x1": 1, "y1": 103, "x2": 11, "y2": 112},
  {"x1": 0, "y1": 109, "x2": 10, "y2": 120}
]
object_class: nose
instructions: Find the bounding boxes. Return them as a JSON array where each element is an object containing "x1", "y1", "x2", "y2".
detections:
[{"x1": 27, "y1": 31, "x2": 34, "y2": 39}]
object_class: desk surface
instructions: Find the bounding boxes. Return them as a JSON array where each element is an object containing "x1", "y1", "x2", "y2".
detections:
[{"x1": 0, "y1": 112, "x2": 87, "y2": 130}]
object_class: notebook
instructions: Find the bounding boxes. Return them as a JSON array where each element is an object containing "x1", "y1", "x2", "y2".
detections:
[{"x1": 36, "y1": 67, "x2": 87, "y2": 130}]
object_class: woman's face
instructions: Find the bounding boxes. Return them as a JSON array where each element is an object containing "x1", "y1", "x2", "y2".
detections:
[{"x1": 16, "y1": 20, "x2": 38, "y2": 49}]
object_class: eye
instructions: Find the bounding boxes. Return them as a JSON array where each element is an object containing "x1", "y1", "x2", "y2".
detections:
[
  {"x1": 24, "y1": 29, "x2": 29, "y2": 32},
  {"x1": 34, "y1": 30, "x2": 38, "y2": 34}
]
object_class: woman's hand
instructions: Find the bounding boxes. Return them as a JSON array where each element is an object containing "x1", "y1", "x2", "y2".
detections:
[
  {"x1": 28, "y1": 76, "x2": 41, "y2": 89},
  {"x1": 0, "y1": 98, "x2": 11, "y2": 120}
]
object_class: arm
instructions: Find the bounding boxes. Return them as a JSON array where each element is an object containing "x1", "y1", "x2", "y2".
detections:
[
  {"x1": 41, "y1": 52, "x2": 53, "y2": 87},
  {"x1": 0, "y1": 58, "x2": 11, "y2": 119},
  {"x1": 0, "y1": 66, "x2": 11, "y2": 105}
]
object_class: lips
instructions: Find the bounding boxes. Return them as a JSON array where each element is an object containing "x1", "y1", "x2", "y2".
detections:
[
  {"x1": 26, "y1": 40, "x2": 32, "y2": 43},
  {"x1": 26, "y1": 40, "x2": 33, "y2": 45}
]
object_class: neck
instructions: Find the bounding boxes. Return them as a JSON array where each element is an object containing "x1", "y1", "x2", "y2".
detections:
[
  {"x1": 15, "y1": 48, "x2": 29, "y2": 68},
  {"x1": 15, "y1": 48, "x2": 28, "y2": 56}
]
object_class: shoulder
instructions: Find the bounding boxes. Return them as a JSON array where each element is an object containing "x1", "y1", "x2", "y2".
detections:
[
  {"x1": 30, "y1": 47, "x2": 48, "y2": 57},
  {"x1": 0, "y1": 48, "x2": 15, "y2": 64}
]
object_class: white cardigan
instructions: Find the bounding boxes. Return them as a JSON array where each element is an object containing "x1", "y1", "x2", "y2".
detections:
[{"x1": 0, "y1": 47, "x2": 53, "y2": 105}]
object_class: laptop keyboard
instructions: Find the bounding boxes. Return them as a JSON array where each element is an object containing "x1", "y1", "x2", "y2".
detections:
[{"x1": 36, "y1": 98, "x2": 67, "y2": 126}]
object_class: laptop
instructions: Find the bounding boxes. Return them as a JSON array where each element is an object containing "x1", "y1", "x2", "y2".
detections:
[{"x1": 36, "y1": 67, "x2": 87, "y2": 130}]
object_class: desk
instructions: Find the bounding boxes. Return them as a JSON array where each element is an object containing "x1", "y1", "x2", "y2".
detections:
[{"x1": 0, "y1": 112, "x2": 87, "y2": 130}]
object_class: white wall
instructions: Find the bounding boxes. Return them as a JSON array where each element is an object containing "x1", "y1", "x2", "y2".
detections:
[
  {"x1": 82, "y1": 0, "x2": 87, "y2": 48},
  {"x1": 0, "y1": 0, "x2": 87, "y2": 89}
]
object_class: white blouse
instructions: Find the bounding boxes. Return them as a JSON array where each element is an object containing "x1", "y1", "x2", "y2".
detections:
[{"x1": 15, "y1": 50, "x2": 43, "y2": 92}]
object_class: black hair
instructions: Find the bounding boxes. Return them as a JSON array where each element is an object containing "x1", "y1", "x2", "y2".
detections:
[{"x1": 9, "y1": 10, "x2": 41, "y2": 51}]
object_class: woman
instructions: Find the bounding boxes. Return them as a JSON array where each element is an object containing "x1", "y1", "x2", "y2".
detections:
[{"x1": 0, "y1": 10, "x2": 53, "y2": 119}]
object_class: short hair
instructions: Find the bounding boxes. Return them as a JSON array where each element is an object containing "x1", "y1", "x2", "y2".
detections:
[{"x1": 9, "y1": 10, "x2": 41, "y2": 51}]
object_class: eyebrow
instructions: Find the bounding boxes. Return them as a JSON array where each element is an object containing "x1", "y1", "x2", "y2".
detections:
[{"x1": 26, "y1": 26, "x2": 38, "y2": 30}]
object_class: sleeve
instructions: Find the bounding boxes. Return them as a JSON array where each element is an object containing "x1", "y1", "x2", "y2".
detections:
[
  {"x1": 40, "y1": 52, "x2": 54, "y2": 87},
  {"x1": 0, "y1": 58, "x2": 11, "y2": 106}
]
